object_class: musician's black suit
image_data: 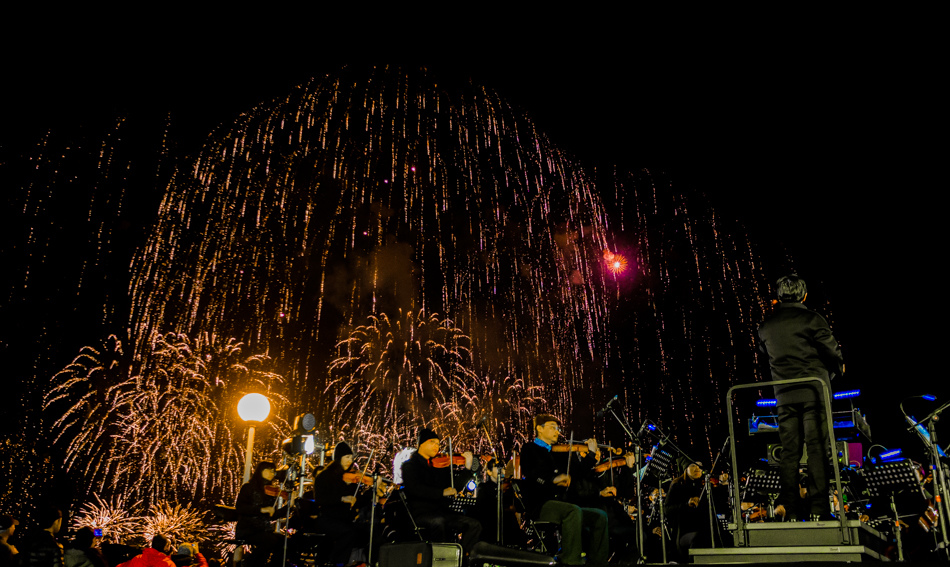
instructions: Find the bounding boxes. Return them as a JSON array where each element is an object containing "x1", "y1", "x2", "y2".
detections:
[
  {"x1": 520, "y1": 439, "x2": 609, "y2": 566},
  {"x1": 758, "y1": 301, "x2": 844, "y2": 515}
]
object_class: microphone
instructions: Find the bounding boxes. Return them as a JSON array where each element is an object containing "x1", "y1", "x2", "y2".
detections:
[
  {"x1": 636, "y1": 419, "x2": 652, "y2": 438},
  {"x1": 596, "y1": 395, "x2": 619, "y2": 418}
]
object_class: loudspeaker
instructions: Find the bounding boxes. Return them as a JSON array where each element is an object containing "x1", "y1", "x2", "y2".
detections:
[{"x1": 767, "y1": 443, "x2": 808, "y2": 466}]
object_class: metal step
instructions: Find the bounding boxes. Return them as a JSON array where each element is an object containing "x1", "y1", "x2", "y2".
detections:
[
  {"x1": 690, "y1": 544, "x2": 886, "y2": 563},
  {"x1": 741, "y1": 519, "x2": 886, "y2": 550}
]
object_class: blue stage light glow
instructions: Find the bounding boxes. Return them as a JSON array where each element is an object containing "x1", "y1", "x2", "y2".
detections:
[
  {"x1": 880, "y1": 449, "x2": 902, "y2": 460},
  {"x1": 833, "y1": 390, "x2": 861, "y2": 399},
  {"x1": 756, "y1": 399, "x2": 777, "y2": 407}
]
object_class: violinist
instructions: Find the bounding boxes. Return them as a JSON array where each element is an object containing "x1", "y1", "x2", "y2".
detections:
[
  {"x1": 473, "y1": 458, "x2": 526, "y2": 547},
  {"x1": 309, "y1": 442, "x2": 364, "y2": 566},
  {"x1": 519, "y1": 414, "x2": 608, "y2": 567},
  {"x1": 235, "y1": 461, "x2": 284, "y2": 567},
  {"x1": 591, "y1": 452, "x2": 640, "y2": 563},
  {"x1": 664, "y1": 461, "x2": 707, "y2": 561},
  {"x1": 400, "y1": 428, "x2": 482, "y2": 557}
]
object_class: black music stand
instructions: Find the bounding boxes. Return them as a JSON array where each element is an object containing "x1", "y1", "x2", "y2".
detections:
[
  {"x1": 643, "y1": 445, "x2": 675, "y2": 564},
  {"x1": 864, "y1": 459, "x2": 920, "y2": 562},
  {"x1": 742, "y1": 469, "x2": 782, "y2": 521}
]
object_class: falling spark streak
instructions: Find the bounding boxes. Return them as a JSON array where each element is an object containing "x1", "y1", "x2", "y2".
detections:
[
  {"x1": 129, "y1": 67, "x2": 615, "y2": 426},
  {"x1": 5, "y1": 68, "x2": 781, "y2": 514}
]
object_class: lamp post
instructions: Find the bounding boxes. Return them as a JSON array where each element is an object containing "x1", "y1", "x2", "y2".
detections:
[{"x1": 238, "y1": 393, "x2": 271, "y2": 483}]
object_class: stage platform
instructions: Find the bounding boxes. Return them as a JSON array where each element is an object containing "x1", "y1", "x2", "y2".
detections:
[{"x1": 690, "y1": 519, "x2": 890, "y2": 563}]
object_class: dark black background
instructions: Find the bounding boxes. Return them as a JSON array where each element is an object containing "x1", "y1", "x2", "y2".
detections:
[{"x1": 2, "y1": 26, "x2": 942, "y2": 461}]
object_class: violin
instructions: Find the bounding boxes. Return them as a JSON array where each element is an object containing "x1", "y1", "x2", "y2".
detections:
[
  {"x1": 430, "y1": 453, "x2": 492, "y2": 469},
  {"x1": 431, "y1": 454, "x2": 469, "y2": 468},
  {"x1": 593, "y1": 457, "x2": 630, "y2": 474},
  {"x1": 552, "y1": 443, "x2": 621, "y2": 457},
  {"x1": 263, "y1": 484, "x2": 291, "y2": 500},
  {"x1": 343, "y1": 471, "x2": 377, "y2": 487}
]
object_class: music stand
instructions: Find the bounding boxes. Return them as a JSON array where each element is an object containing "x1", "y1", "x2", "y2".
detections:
[
  {"x1": 741, "y1": 469, "x2": 782, "y2": 521},
  {"x1": 864, "y1": 460, "x2": 921, "y2": 561},
  {"x1": 643, "y1": 445, "x2": 675, "y2": 563}
]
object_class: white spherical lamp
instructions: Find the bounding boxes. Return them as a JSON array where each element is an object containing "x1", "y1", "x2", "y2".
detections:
[{"x1": 237, "y1": 393, "x2": 271, "y2": 423}]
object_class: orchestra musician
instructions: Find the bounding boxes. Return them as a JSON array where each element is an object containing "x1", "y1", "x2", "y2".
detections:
[
  {"x1": 519, "y1": 414, "x2": 609, "y2": 567},
  {"x1": 590, "y1": 452, "x2": 640, "y2": 562},
  {"x1": 235, "y1": 461, "x2": 284, "y2": 567},
  {"x1": 309, "y1": 441, "x2": 365, "y2": 565},
  {"x1": 664, "y1": 461, "x2": 707, "y2": 561},
  {"x1": 399, "y1": 428, "x2": 483, "y2": 557},
  {"x1": 473, "y1": 458, "x2": 526, "y2": 547}
]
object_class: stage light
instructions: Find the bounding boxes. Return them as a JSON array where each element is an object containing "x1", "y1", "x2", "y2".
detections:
[
  {"x1": 293, "y1": 412, "x2": 317, "y2": 433},
  {"x1": 880, "y1": 449, "x2": 902, "y2": 462},
  {"x1": 833, "y1": 390, "x2": 861, "y2": 400},
  {"x1": 282, "y1": 434, "x2": 316, "y2": 455},
  {"x1": 756, "y1": 399, "x2": 777, "y2": 407}
]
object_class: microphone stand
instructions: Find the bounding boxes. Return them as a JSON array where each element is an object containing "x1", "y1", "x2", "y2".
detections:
[
  {"x1": 368, "y1": 471, "x2": 380, "y2": 566},
  {"x1": 605, "y1": 401, "x2": 648, "y2": 563},
  {"x1": 913, "y1": 401, "x2": 950, "y2": 558},
  {"x1": 702, "y1": 436, "x2": 730, "y2": 549},
  {"x1": 479, "y1": 414, "x2": 505, "y2": 545}
]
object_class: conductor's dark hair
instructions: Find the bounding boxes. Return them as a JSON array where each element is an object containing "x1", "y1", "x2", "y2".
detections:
[
  {"x1": 151, "y1": 533, "x2": 170, "y2": 552},
  {"x1": 776, "y1": 274, "x2": 807, "y2": 302}
]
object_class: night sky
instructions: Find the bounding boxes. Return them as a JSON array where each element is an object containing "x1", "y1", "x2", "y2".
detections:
[{"x1": 2, "y1": 36, "x2": 942, "y2": 472}]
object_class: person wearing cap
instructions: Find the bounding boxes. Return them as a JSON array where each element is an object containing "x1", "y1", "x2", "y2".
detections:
[
  {"x1": 169, "y1": 543, "x2": 207, "y2": 567},
  {"x1": 116, "y1": 534, "x2": 175, "y2": 567},
  {"x1": 400, "y1": 428, "x2": 482, "y2": 556},
  {"x1": 519, "y1": 414, "x2": 608, "y2": 567},
  {"x1": 0, "y1": 514, "x2": 19, "y2": 563},
  {"x1": 235, "y1": 462, "x2": 283, "y2": 566}
]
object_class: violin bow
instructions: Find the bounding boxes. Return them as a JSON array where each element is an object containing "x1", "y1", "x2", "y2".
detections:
[
  {"x1": 448, "y1": 434, "x2": 455, "y2": 493},
  {"x1": 565, "y1": 430, "x2": 574, "y2": 480},
  {"x1": 352, "y1": 447, "x2": 376, "y2": 499}
]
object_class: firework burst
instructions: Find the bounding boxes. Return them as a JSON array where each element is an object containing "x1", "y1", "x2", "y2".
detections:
[
  {"x1": 46, "y1": 332, "x2": 290, "y2": 504},
  {"x1": 328, "y1": 309, "x2": 477, "y2": 448},
  {"x1": 603, "y1": 250, "x2": 628, "y2": 275},
  {"x1": 70, "y1": 494, "x2": 142, "y2": 544},
  {"x1": 141, "y1": 501, "x2": 208, "y2": 547},
  {"x1": 448, "y1": 373, "x2": 546, "y2": 454},
  {"x1": 44, "y1": 335, "x2": 130, "y2": 475}
]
